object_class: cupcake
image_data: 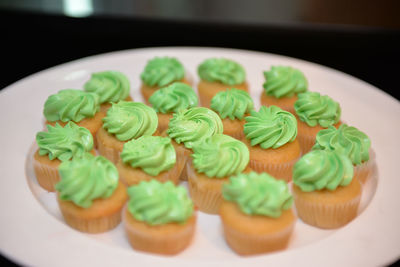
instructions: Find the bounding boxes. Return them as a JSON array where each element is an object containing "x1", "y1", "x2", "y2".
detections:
[
  {"x1": 187, "y1": 134, "x2": 250, "y2": 214},
  {"x1": 123, "y1": 180, "x2": 196, "y2": 255},
  {"x1": 210, "y1": 88, "x2": 254, "y2": 140},
  {"x1": 220, "y1": 172, "x2": 295, "y2": 255},
  {"x1": 197, "y1": 58, "x2": 248, "y2": 107},
  {"x1": 33, "y1": 122, "x2": 94, "y2": 192},
  {"x1": 292, "y1": 149, "x2": 362, "y2": 229},
  {"x1": 56, "y1": 153, "x2": 128, "y2": 233},
  {"x1": 260, "y1": 66, "x2": 308, "y2": 113},
  {"x1": 148, "y1": 82, "x2": 198, "y2": 133},
  {"x1": 243, "y1": 106, "x2": 301, "y2": 182},
  {"x1": 96, "y1": 101, "x2": 158, "y2": 164}
]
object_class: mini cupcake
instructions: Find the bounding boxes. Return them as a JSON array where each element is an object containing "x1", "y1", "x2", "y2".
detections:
[
  {"x1": 56, "y1": 153, "x2": 128, "y2": 233},
  {"x1": 294, "y1": 91, "x2": 342, "y2": 153},
  {"x1": 148, "y1": 82, "x2": 198, "y2": 133},
  {"x1": 96, "y1": 101, "x2": 158, "y2": 164},
  {"x1": 33, "y1": 122, "x2": 94, "y2": 192},
  {"x1": 123, "y1": 180, "x2": 196, "y2": 255},
  {"x1": 210, "y1": 88, "x2": 254, "y2": 140},
  {"x1": 292, "y1": 149, "x2": 362, "y2": 229},
  {"x1": 197, "y1": 58, "x2": 248, "y2": 107},
  {"x1": 243, "y1": 106, "x2": 301, "y2": 182},
  {"x1": 187, "y1": 134, "x2": 250, "y2": 214},
  {"x1": 260, "y1": 66, "x2": 308, "y2": 113},
  {"x1": 220, "y1": 172, "x2": 295, "y2": 255}
]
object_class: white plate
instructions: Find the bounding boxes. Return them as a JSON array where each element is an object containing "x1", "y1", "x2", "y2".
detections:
[{"x1": 0, "y1": 47, "x2": 399, "y2": 267}]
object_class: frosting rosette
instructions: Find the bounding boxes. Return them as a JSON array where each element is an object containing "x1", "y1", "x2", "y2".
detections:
[
  {"x1": 263, "y1": 66, "x2": 308, "y2": 98},
  {"x1": 148, "y1": 82, "x2": 198, "y2": 113},
  {"x1": 294, "y1": 92, "x2": 341, "y2": 127},
  {"x1": 56, "y1": 153, "x2": 119, "y2": 208},
  {"x1": 244, "y1": 105, "x2": 297, "y2": 149},
  {"x1": 102, "y1": 101, "x2": 157, "y2": 141},
  {"x1": 210, "y1": 88, "x2": 254, "y2": 120},
  {"x1": 36, "y1": 122, "x2": 93, "y2": 161},
  {"x1": 127, "y1": 180, "x2": 193, "y2": 225},
  {"x1": 121, "y1": 136, "x2": 176, "y2": 176},
  {"x1": 84, "y1": 71, "x2": 130, "y2": 104},
  {"x1": 223, "y1": 172, "x2": 293, "y2": 218},
  {"x1": 140, "y1": 57, "x2": 185, "y2": 87},
  {"x1": 198, "y1": 58, "x2": 245, "y2": 85},
  {"x1": 43, "y1": 89, "x2": 100, "y2": 122},
  {"x1": 167, "y1": 107, "x2": 223, "y2": 149},
  {"x1": 192, "y1": 134, "x2": 249, "y2": 178}
]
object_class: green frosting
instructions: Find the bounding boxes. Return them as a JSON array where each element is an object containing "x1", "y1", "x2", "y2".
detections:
[
  {"x1": 56, "y1": 153, "x2": 119, "y2": 208},
  {"x1": 198, "y1": 58, "x2": 245, "y2": 85},
  {"x1": 140, "y1": 57, "x2": 185, "y2": 87},
  {"x1": 127, "y1": 180, "x2": 193, "y2": 225},
  {"x1": 192, "y1": 134, "x2": 249, "y2": 178},
  {"x1": 263, "y1": 66, "x2": 308, "y2": 98},
  {"x1": 167, "y1": 107, "x2": 223, "y2": 149},
  {"x1": 102, "y1": 101, "x2": 158, "y2": 141},
  {"x1": 244, "y1": 106, "x2": 297, "y2": 149},
  {"x1": 293, "y1": 149, "x2": 354, "y2": 192},
  {"x1": 36, "y1": 122, "x2": 93, "y2": 161},
  {"x1": 313, "y1": 124, "x2": 371, "y2": 165},
  {"x1": 148, "y1": 82, "x2": 198, "y2": 114},
  {"x1": 44, "y1": 89, "x2": 100, "y2": 122},
  {"x1": 121, "y1": 136, "x2": 176, "y2": 176},
  {"x1": 84, "y1": 71, "x2": 130, "y2": 104},
  {"x1": 223, "y1": 172, "x2": 293, "y2": 218},
  {"x1": 210, "y1": 88, "x2": 254, "y2": 120},
  {"x1": 294, "y1": 92, "x2": 341, "y2": 127}
]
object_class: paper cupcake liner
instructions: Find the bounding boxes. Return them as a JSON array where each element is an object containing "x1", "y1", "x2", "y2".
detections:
[
  {"x1": 297, "y1": 134, "x2": 317, "y2": 154},
  {"x1": 354, "y1": 148, "x2": 376, "y2": 185},
  {"x1": 249, "y1": 156, "x2": 300, "y2": 183},
  {"x1": 33, "y1": 159, "x2": 60, "y2": 192},
  {"x1": 96, "y1": 137, "x2": 121, "y2": 164},
  {"x1": 174, "y1": 144, "x2": 191, "y2": 181}
]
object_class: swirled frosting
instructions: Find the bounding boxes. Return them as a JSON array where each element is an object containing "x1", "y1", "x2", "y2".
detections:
[
  {"x1": 210, "y1": 88, "x2": 254, "y2": 120},
  {"x1": 56, "y1": 153, "x2": 119, "y2": 208},
  {"x1": 223, "y1": 172, "x2": 293, "y2": 218},
  {"x1": 84, "y1": 71, "x2": 130, "y2": 104},
  {"x1": 313, "y1": 124, "x2": 371, "y2": 165},
  {"x1": 102, "y1": 101, "x2": 158, "y2": 141},
  {"x1": 244, "y1": 106, "x2": 297, "y2": 149},
  {"x1": 263, "y1": 66, "x2": 308, "y2": 98},
  {"x1": 192, "y1": 134, "x2": 249, "y2": 178},
  {"x1": 167, "y1": 107, "x2": 223, "y2": 149},
  {"x1": 198, "y1": 58, "x2": 245, "y2": 85},
  {"x1": 121, "y1": 136, "x2": 176, "y2": 176},
  {"x1": 44, "y1": 89, "x2": 100, "y2": 122},
  {"x1": 140, "y1": 57, "x2": 185, "y2": 87},
  {"x1": 127, "y1": 180, "x2": 193, "y2": 225},
  {"x1": 293, "y1": 149, "x2": 354, "y2": 192},
  {"x1": 148, "y1": 82, "x2": 198, "y2": 113},
  {"x1": 294, "y1": 92, "x2": 341, "y2": 127},
  {"x1": 36, "y1": 122, "x2": 93, "y2": 161}
]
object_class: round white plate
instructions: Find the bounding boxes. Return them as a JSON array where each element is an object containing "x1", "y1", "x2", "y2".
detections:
[{"x1": 0, "y1": 47, "x2": 399, "y2": 267}]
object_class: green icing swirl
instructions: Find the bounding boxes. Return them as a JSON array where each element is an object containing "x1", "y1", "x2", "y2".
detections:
[
  {"x1": 127, "y1": 180, "x2": 193, "y2": 225},
  {"x1": 223, "y1": 172, "x2": 293, "y2": 218},
  {"x1": 56, "y1": 153, "x2": 119, "y2": 208},
  {"x1": 84, "y1": 71, "x2": 130, "y2": 104},
  {"x1": 192, "y1": 134, "x2": 249, "y2": 178},
  {"x1": 36, "y1": 122, "x2": 93, "y2": 161},
  {"x1": 210, "y1": 88, "x2": 254, "y2": 120},
  {"x1": 293, "y1": 149, "x2": 354, "y2": 192},
  {"x1": 244, "y1": 105, "x2": 297, "y2": 149},
  {"x1": 121, "y1": 136, "x2": 176, "y2": 176},
  {"x1": 140, "y1": 57, "x2": 185, "y2": 87},
  {"x1": 102, "y1": 101, "x2": 158, "y2": 141},
  {"x1": 148, "y1": 82, "x2": 198, "y2": 114},
  {"x1": 198, "y1": 58, "x2": 245, "y2": 85},
  {"x1": 313, "y1": 124, "x2": 371, "y2": 165},
  {"x1": 294, "y1": 92, "x2": 341, "y2": 127},
  {"x1": 44, "y1": 89, "x2": 100, "y2": 122},
  {"x1": 263, "y1": 66, "x2": 308, "y2": 98},
  {"x1": 167, "y1": 107, "x2": 223, "y2": 149}
]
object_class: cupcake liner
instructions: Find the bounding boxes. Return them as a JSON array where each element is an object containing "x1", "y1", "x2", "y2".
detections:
[
  {"x1": 33, "y1": 158, "x2": 60, "y2": 192},
  {"x1": 173, "y1": 143, "x2": 191, "y2": 181},
  {"x1": 354, "y1": 148, "x2": 376, "y2": 185},
  {"x1": 249, "y1": 156, "x2": 300, "y2": 183},
  {"x1": 297, "y1": 134, "x2": 317, "y2": 155},
  {"x1": 96, "y1": 135, "x2": 121, "y2": 164}
]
